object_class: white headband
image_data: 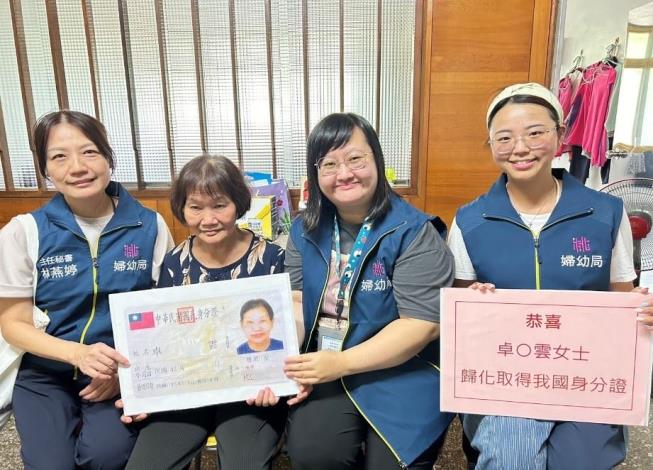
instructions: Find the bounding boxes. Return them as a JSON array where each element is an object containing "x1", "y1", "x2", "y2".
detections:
[{"x1": 486, "y1": 82, "x2": 563, "y2": 129}]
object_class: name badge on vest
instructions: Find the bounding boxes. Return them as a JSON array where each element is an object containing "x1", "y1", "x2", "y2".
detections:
[
  {"x1": 317, "y1": 318, "x2": 346, "y2": 351},
  {"x1": 320, "y1": 335, "x2": 344, "y2": 351},
  {"x1": 319, "y1": 329, "x2": 345, "y2": 351}
]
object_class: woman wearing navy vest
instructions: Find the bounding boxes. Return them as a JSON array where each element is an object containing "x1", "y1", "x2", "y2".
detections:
[
  {"x1": 448, "y1": 83, "x2": 649, "y2": 469},
  {"x1": 283, "y1": 113, "x2": 455, "y2": 469},
  {"x1": 0, "y1": 111, "x2": 173, "y2": 469}
]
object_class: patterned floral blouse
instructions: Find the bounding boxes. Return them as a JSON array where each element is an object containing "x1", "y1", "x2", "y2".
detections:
[{"x1": 157, "y1": 231, "x2": 285, "y2": 288}]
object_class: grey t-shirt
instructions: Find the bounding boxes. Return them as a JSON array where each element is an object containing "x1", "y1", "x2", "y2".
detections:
[{"x1": 284, "y1": 219, "x2": 454, "y2": 323}]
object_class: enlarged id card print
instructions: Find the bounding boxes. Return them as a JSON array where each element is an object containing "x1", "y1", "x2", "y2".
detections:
[{"x1": 109, "y1": 273, "x2": 298, "y2": 416}]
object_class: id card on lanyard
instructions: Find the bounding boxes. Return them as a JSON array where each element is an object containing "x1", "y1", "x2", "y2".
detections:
[{"x1": 319, "y1": 216, "x2": 373, "y2": 352}]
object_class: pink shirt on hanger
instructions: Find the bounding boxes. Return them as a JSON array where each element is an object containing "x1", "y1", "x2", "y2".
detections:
[
  {"x1": 562, "y1": 66, "x2": 593, "y2": 151},
  {"x1": 583, "y1": 64, "x2": 616, "y2": 167},
  {"x1": 562, "y1": 63, "x2": 616, "y2": 167}
]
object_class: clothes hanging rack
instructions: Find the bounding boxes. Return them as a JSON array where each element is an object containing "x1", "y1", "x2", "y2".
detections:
[
  {"x1": 604, "y1": 37, "x2": 620, "y2": 64},
  {"x1": 566, "y1": 49, "x2": 585, "y2": 75}
]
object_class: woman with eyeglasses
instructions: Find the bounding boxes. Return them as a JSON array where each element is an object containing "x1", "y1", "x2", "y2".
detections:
[
  {"x1": 282, "y1": 113, "x2": 455, "y2": 469},
  {"x1": 447, "y1": 82, "x2": 653, "y2": 469}
]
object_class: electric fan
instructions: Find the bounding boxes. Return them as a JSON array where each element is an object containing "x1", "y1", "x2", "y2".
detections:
[{"x1": 600, "y1": 178, "x2": 653, "y2": 273}]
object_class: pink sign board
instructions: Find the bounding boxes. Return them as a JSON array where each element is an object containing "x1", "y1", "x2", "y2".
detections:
[{"x1": 440, "y1": 288, "x2": 652, "y2": 426}]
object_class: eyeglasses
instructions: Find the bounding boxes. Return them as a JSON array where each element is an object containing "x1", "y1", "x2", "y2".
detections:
[
  {"x1": 488, "y1": 127, "x2": 559, "y2": 154},
  {"x1": 315, "y1": 152, "x2": 371, "y2": 176}
]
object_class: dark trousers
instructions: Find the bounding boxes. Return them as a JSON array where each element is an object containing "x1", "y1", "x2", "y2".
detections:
[
  {"x1": 286, "y1": 380, "x2": 446, "y2": 470},
  {"x1": 126, "y1": 400, "x2": 287, "y2": 470},
  {"x1": 547, "y1": 422, "x2": 626, "y2": 470},
  {"x1": 13, "y1": 365, "x2": 137, "y2": 470},
  {"x1": 568, "y1": 146, "x2": 612, "y2": 184},
  {"x1": 461, "y1": 416, "x2": 479, "y2": 469}
]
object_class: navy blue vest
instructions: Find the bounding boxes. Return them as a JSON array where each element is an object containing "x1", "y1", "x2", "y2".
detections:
[
  {"x1": 290, "y1": 195, "x2": 454, "y2": 465},
  {"x1": 456, "y1": 170, "x2": 622, "y2": 290},
  {"x1": 26, "y1": 182, "x2": 158, "y2": 374}
]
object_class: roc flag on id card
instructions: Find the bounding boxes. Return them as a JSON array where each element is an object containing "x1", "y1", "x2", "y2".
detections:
[{"x1": 128, "y1": 312, "x2": 155, "y2": 330}]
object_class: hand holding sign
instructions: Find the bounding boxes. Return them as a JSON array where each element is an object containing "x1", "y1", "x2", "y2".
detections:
[
  {"x1": 73, "y1": 342, "x2": 129, "y2": 379},
  {"x1": 440, "y1": 288, "x2": 653, "y2": 426}
]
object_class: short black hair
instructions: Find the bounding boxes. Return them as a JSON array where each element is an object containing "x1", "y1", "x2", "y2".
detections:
[
  {"x1": 240, "y1": 298, "x2": 274, "y2": 322},
  {"x1": 170, "y1": 154, "x2": 251, "y2": 225},
  {"x1": 487, "y1": 95, "x2": 561, "y2": 128},
  {"x1": 33, "y1": 110, "x2": 115, "y2": 178},
  {"x1": 302, "y1": 113, "x2": 395, "y2": 232}
]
